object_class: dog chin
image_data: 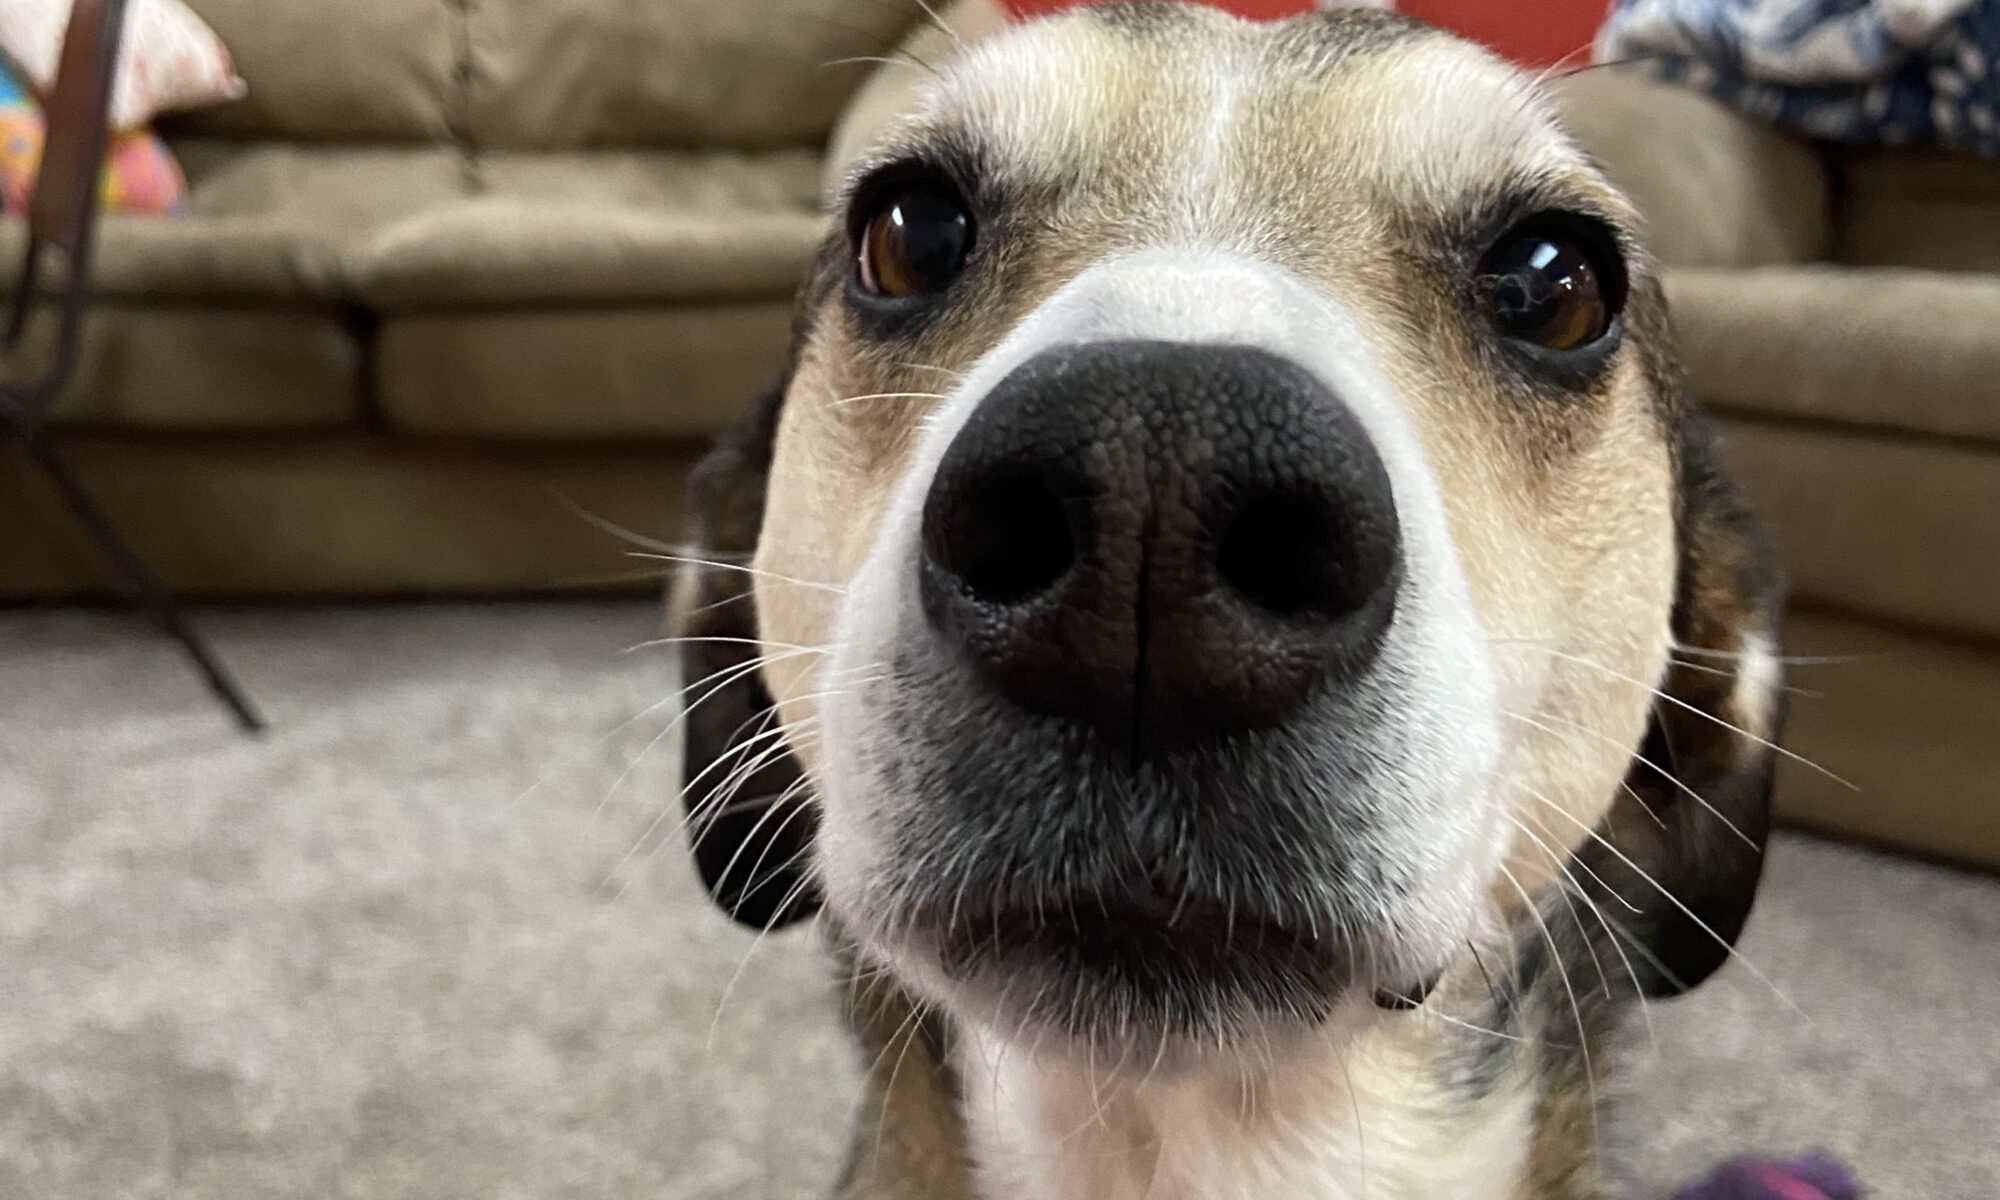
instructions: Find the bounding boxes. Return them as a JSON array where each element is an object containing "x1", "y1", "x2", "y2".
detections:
[
  {"x1": 868, "y1": 913, "x2": 1452, "y2": 1076},
  {"x1": 835, "y1": 846, "x2": 1477, "y2": 1071}
]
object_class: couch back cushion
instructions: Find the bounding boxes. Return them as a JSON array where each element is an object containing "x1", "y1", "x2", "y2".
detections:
[
  {"x1": 1833, "y1": 147, "x2": 2000, "y2": 275},
  {"x1": 163, "y1": 0, "x2": 460, "y2": 142},
  {"x1": 465, "y1": 0, "x2": 925, "y2": 150},
  {"x1": 160, "y1": 0, "x2": 923, "y2": 149}
]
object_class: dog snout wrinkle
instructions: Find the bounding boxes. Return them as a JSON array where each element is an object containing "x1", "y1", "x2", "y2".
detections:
[{"x1": 920, "y1": 340, "x2": 1403, "y2": 756}]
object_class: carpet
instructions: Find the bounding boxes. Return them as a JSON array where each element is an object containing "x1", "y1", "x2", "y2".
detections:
[{"x1": 0, "y1": 602, "x2": 1993, "y2": 1199}]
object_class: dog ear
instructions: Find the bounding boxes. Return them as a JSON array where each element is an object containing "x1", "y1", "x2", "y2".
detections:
[
  {"x1": 668, "y1": 380, "x2": 822, "y2": 931},
  {"x1": 1584, "y1": 411, "x2": 1786, "y2": 999}
]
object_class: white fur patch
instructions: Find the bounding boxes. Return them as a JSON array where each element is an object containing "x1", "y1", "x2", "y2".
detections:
[
  {"x1": 956, "y1": 1016, "x2": 1535, "y2": 1200},
  {"x1": 1732, "y1": 627, "x2": 1781, "y2": 747}
]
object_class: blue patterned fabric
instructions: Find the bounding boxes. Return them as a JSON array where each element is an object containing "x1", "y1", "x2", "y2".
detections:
[{"x1": 1597, "y1": 0, "x2": 2000, "y2": 156}]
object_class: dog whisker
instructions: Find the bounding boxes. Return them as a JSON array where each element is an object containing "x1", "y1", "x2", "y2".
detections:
[
  {"x1": 820, "y1": 52, "x2": 937, "y2": 78},
  {"x1": 1496, "y1": 862, "x2": 1602, "y2": 1148},
  {"x1": 584, "y1": 646, "x2": 825, "y2": 860},
  {"x1": 829, "y1": 390, "x2": 950, "y2": 409},
  {"x1": 605, "y1": 705, "x2": 816, "y2": 895},
  {"x1": 624, "y1": 633, "x2": 830, "y2": 655},
  {"x1": 891, "y1": 359, "x2": 969, "y2": 382},
  {"x1": 1661, "y1": 651, "x2": 1823, "y2": 698},
  {"x1": 699, "y1": 804, "x2": 824, "y2": 1041},
  {"x1": 546, "y1": 488, "x2": 681, "y2": 555},
  {"x1": 676, "y1": 718, "x2": 829, "y2": 865},
  {"x1": 1505, "y1": 805, "x2": 1642, "y2": 917},
  {"x1": 1497, "y1": 704, "x2": 1756, "y2": 848},
  {"x1": 1523, "y1": 40, "x2": 1600, "y2": 93},
  {"x1": 1538, "y1": 647, "x2": 1855, "y2": 790},
  {"x1": 718, "y1": 774, "x2": 824, "y2": 904},
  {"x1": 516, "y1": 642, "x2": 811, "y2": 825},
  {"x1": 1669, "y1": 639, "x2": 1863, "y2": 667},
  {"x1": 1525, "y1": 797, "x2": 1812, "y2": 1024},
  {"x1": 1504, "y1": 812, "x2": 1630, "y2": 994},
  {"x1": 671, "y1": 682, "x2": 847, "y2": 860},
  {"x1": 698, "y1": 864, "x2": 829, "y2": 1098},
  {"x1": 1490, "y1": 634, "x2": 1852, "y2": 669},
  {"x1": 912, "y1": 0, "x2": 963, "y2": 48},
  {"x1": 868, "y1": 994, "x2": 940, "y2": 1179},
  {"x1": 1416, "y1": 1006, "x2": 1527, "y2": 1044},
  {"x1": 634, "y1": 552, "x2": 848, "y2": 595},
  {"x1": 1502, "y1": 808, "x2": 1664, "y2": 1052},
  {"x1": 790, "y1": 7, "x2": 945, "y2": 75}
]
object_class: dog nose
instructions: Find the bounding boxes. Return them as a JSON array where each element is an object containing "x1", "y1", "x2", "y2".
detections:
[{"x1": 920, "y1": 340, "x2": 1402, "y2": 753}]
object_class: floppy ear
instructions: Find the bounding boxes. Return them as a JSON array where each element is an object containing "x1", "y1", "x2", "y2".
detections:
[
  {"x1": 1584, "y1": 410, "x2": 1786, "y2": 999},
  {"x1": 669, "y1": 380, "x2": 822, "y2": 931}
]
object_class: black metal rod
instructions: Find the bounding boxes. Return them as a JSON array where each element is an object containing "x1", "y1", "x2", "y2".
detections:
[{"x1": 4, "y1": 406, "x2": 267, "y2": 733}]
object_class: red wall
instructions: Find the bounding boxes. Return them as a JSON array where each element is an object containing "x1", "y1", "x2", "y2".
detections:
[
  {"x1": 1398, "y1": 0, "x2": 1607, "y2": 66},
  {"x1": 1000, "y1": 1, "x2": 1610, "y2": 66}
]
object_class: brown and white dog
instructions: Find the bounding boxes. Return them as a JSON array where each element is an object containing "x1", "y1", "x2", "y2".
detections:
[{"x1": 671, "y1": 4, "x2": 1784, "y2": 1197}]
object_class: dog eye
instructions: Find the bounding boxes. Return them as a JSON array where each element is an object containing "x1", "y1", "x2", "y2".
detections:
[
  {"x1": 1476, "y1": 217, "x2": 1622, "y2": 352},
  {"x1": 855, "y1": 178, "x2": 975, "y2": 299}
]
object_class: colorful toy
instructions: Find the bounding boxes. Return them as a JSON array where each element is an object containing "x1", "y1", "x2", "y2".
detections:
[
  {"x1": 0, "y1": 64, "x2": 186, "y2": 217},
  {"x1": 1675, "y1": 1151, "x2": 1862, "y2": 1200}
]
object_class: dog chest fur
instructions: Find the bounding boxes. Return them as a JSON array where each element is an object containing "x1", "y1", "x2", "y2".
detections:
[{"x1": 957, "y1": 1021, "x2": 1536, "y2": 1200}]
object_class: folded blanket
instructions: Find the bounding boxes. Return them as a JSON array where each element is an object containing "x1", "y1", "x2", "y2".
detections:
[{"x1": 1597, "y1": 0, "x2": 2000, "y2": 156}]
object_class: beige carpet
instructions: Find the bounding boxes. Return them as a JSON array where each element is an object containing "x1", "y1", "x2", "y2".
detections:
[{"x1": 0, "y1": 602, "x2": 1994, "y2": 1199}]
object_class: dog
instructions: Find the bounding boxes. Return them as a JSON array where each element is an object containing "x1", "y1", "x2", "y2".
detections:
[{"x1": 669, "y1": 4, "x2": 1784, "y2": 1197}]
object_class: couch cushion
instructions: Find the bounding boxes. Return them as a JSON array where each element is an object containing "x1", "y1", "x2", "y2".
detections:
[
  {"x1": 1833, "y1": 147, "x2": 2000, "y2": 275},
  {"x1": 1715, "y1": 415, "x2": 2000, "y2": 642},
  {"x1": 351, "y1": 150, "x2": 825, "y2": 309},
  {"x1": 3, "y1": 143, "x2": 468, "y2": 302},
  {"x1": 374, "y1": 304, "x2": 794, "y2": 439},
  {"x1": 464, "y1": 0, "x2": 924, "y2": 150},
  {"x1": 162, "y1": 0, "x2": 460, "y2": 142},
  {"x1": 1666, "y1": 266, "x2": 2000, "y2": 445},
  {"x1": 0, "y1": 435, "x2": 697, "y2": 597},
  {"x1": 1777, "y1": 610, "x2": 2000, "y2": 872},
  {"x1": 9, "y1": 304, "x2": 357, "y2": 431}
]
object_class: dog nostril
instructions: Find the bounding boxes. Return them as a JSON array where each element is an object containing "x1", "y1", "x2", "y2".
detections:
[
  {"x1": 1217, "y1": 491, "x2": 1375, "y2": 620},
  {"x1": 928, "y1": 471, "x2": 1077, "y2": 605}
]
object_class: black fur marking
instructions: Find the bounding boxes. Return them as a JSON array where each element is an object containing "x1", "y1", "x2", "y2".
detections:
[
  {"x1": 1598, "y1": 407, "x2": 1783, "y2": 996},
  {"x1": 1085, "y1": 0, "x2": 1202, "y2": 34},
  {"x1": 674, "y1": 380, "x2": 821, "y2": 931},
  {"x1": 1277, "y1": 6, "x2": 1432, "y2": 70}
]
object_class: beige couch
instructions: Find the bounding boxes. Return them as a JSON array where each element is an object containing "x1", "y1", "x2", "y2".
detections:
[
  {"x1": 1557, "y1": 73, "x2": 2000, "y2": 871},
  {"x1": 1, "y1": 0, "x2": 927, "y2": 595}
]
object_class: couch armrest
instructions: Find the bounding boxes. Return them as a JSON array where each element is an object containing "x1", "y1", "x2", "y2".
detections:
[
  {"x1": 825, "y1": 0, "x2": 1010, "y2": 190},
  {"x1": 1553, "y1": 70, "x2": 1832, "y2": 269}
]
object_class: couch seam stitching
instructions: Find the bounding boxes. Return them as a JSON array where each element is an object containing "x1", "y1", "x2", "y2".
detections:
[{"x1": 447, "y1": 0, "x2": 486, "y2": 195}]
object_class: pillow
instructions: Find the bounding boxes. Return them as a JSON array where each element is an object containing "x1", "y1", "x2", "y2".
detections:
[
  {"x1": 0, "y1": 0, "x2": 245, "y2": 131},
  {"x1": 0, "y1": 63, "x2": 186, "y2": 217}
]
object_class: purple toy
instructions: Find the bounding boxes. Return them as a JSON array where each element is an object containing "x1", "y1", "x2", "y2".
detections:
[{"x1": 1675, "y1": 1151, "x2": 1862, "y2": 1200}]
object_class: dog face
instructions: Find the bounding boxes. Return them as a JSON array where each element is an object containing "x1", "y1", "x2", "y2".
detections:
[{"x1": 677, "y1": 4, "x2": 1781, "y2": 1066}]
